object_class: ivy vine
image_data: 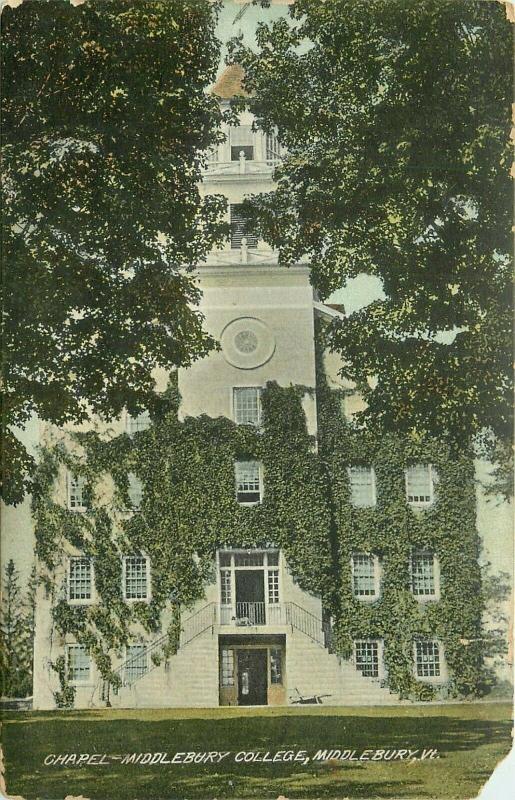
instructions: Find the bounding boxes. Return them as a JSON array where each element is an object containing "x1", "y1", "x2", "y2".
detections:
[{"x1": 32, "y1": 330, "x2": 490, "y2": 702}]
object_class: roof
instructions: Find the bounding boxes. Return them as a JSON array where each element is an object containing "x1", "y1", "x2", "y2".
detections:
[
  {"x1": 313, "y1": 301, "x2": 346, "y2": 320},
  {"x1": 211, "y1": 64, "x2": 250, "y2": 99}
]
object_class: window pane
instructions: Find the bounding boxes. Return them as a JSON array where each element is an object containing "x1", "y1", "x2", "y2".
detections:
[
  {"x1": 267, "y1": 551, "x2": 279, "y2": 567},
  {"x1": 235, "y1": 461, "x2": 261, "y2": 503},
  {"x1": 68, "y1": 473, "x2": 86, "y2": 510},
  {"x1": 270, "y1": 647, "x2": 283, "y2": 684},
  {"x1": 221, "y1": 648, "x2": 235, "y2": 687},
  {"x1": 69, "y1": 558, "x2": 92, "y2": 601},
  {"x1": 266, "y1": 131, "x2": 281, "y2": 163},
  {"x1": 234, "y1": 388, "x2": 261, "y2": 426},
  {"x1": 406, "y1": 465, "x2": 432, "y2": 504},
  {"x1": 126, "y1": 411, "x2": 151, "y2": 435},
  {"x1": 355, "y1": 640, "x2": 379, "y2": 677},
  {"x1": 125, "y1": 645, "x2": 147, "y2": 682},
  {"x1": 415, "y1": 640, "x2": 441, "y2": 677},
  {"x1": 268, "y1": 569, "x2": 279, "y2": 604},
  {"x1": 67, "y1": 645, "x2": 90, "y2": 681},
  {"x1": 348, "y1": 467, "x2": 375, "y2": 507},
  {"x1": 352, "y1": 554, "x2": 376, "y2": 596},
  {"x1": 124, "y1": 556, "x2": 149, "y2": 600},
  {"x1": 220, "y1": 569, "x2": 232, "y2": 604},
  {"x1": 234, "y1": 552, "x2": 264, "y2": 567},
  {"x1": 411, "y1": 550, "x2": 436, "y2": 596}
]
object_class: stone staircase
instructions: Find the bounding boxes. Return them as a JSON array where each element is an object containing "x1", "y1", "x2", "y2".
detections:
[
  {"x1": 102, "y1": 599, "x2": 403, "y2": 708},
  {"x1": 287, "y1": 628, "x2": 402, "y2": 705}
]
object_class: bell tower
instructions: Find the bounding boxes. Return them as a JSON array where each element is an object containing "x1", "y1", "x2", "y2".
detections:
[{"x1": 178, "y1": 65, "x2": 318, "y2": 435}]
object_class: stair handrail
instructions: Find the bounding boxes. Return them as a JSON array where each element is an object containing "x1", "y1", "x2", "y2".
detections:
[
  {"x1": 285, "y1": 601, "x2": 325, "y2": 647},
  {"x1": 101, "y1": 601, "x2": 216, "y2": 698}
]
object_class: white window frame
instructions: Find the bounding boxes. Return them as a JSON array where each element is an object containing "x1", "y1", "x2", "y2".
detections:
[
  {"x1": 405, "y1": 464, "x2": 435, "y2": 507},
  {"x1": 413, "y1": 639, "x2": 446, "y2": 683},
  {"x1": 410, "y1": 549, "x2": 440, "y2": 601},
  {"x1": 124, "y1": 644, "x2": 148, "y2": 683},
  {"x1": 125, "y1": 410, "x2": 151, "y2": 436},
  {"x1": 354, "y1": 638, "x2": 384, "y2": 680},
  {"x1": 67, "y1": 472, "x2": 88, "y2": 512},
  {"x1": 234, "y1": 460, "x2": 263, "y2": 505},
  {"x1": 220, "y1": 647, "x2": 235, "y2": 687},
  {"x1": 66, "y1": 643, "x2": 92, "y2": 684},
  {"x1": 347, "y1": 466, "x2": 377, "y2": 508},
  {"x1": 232, "y1": 386, "x2": 262, "y2": 427},
  {"x1": 122, "y1": 555, "x2": 151, "y2": 602},
  {"x1": 67, "y1": 557, "x2": 94, "y2": 605},
  {"x1": 351, "y1": 553, "x2": 381, "y2": 601}
]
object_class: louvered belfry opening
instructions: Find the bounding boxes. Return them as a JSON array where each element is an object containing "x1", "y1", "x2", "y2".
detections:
[{"x1": 230, "y1": 204, "x2": 258, "y2": 249}]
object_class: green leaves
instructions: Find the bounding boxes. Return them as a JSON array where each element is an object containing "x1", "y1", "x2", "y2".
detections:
[
  {"x1": 2, "y1": 0, "x2": 227, "y2": 503},
  {"x1": 230, "y1": 0, "x2": 512, "y2": 465}
]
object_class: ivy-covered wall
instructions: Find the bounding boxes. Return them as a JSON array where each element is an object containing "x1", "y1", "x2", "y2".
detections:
[{"x1": 32, "y1": 329, "x2": 489, "y2": 702}]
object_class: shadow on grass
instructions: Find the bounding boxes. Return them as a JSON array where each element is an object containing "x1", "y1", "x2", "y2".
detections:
[{"x1": 3, "y1": 711, "x2": 512, "y2": 799}]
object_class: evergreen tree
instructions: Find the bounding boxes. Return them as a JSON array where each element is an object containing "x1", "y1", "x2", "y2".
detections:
[{"x1": 0, "y1": 560, "x2": 32, "y2": 697}]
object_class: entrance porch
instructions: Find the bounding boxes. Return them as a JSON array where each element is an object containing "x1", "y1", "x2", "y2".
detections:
[{"x1": 219, "y1": 635, "x2": 286, "y2": 706}]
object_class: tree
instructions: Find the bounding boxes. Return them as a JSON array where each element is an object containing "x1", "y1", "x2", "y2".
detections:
[
  {"x1": 0, "y1": 559, "x2": 34, "y2": 697},
  {"x1": 230, "y1": 0, "x2": 512, "y2": 482},
  {"x1": 2, "y1": 0, "x2": 227, "y2": 504}
]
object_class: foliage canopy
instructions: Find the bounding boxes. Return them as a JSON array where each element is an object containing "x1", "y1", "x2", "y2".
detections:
[
  {"x1": 230, "y1": 0, "x2": 512, "y2": 472},
  {"x1": 2, "y1": 0, "x2": 227, "y2": 503}
]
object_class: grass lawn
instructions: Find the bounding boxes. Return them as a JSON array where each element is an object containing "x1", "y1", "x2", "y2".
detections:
[{"x1": 1, "y1": 703, "x2": 512, "y2": 800}]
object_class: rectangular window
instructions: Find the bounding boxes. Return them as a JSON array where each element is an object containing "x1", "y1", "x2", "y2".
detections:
[
  {"x1": 123, "y1": 556, "x2": 150, "y2": 600},
  {"x1": 355, "y1": 640, "x2": 380, "y2": 678},
  {"x1": 415, "y1": 640, "x2": 441, "y2": 678},
  {"x1": 126, "y1": 411, "x2": 151, "y2": 435},
  {"x1": 233, "y1": 387, "x2": 261, "y2": 426},
  {"x1": 411, "y1": 550, "x2": 436, "y2": 597},
  {"x1": 68, "y1": 557, "x2": 93, "y2": 602},
  {"x1": 270, "y1": 647, "x2": 283, "y2": 684},
  {"x1": 221, "y1": 648, "x2": 235, "y2": 687},
  {"x1": 352, "y1": 553, "x2": 377, "y2": 597},
  {"x1": 234, "y1": 551, "x2": 264, "y2": 567},
  {"x1": 219, "y1": 552, "x2": 231, "y2": 567},
  {"x1": 68, "y1": 473, "x2": 87, "y2": 511},
  {"x1": 125, "y1": 644, "x2": 147, "y2": 682},
  {"x1": 220, "y1": 569, "x2": 232, "y2": 605},
  {"x1": 230, "y1": 125, "x2": 254, "y2": 161},
  {"x1": 235, "y1": 461, "x2": 262, "y2": 504},
  {"x1": 267, "y1": 569, "x2": 280, "y2": 604},
  {"x1": 266, "y1": 130, "x2": 281, "y2": 164},
  {"x1": 348, "y1": 467, "x2": 376, "y2": 507},
  {"x1": 406, "y1": 464, "x2": 434, "y2": 506},
  {"x1": 67, "y1": 644, "x2": 90, "y2": 682},
  {"x1": 230, "y1": 204, "x2": 258, "y2": 249},
  {"x1": 128, "y1": 473, "x2": 143, "y2": 511}
]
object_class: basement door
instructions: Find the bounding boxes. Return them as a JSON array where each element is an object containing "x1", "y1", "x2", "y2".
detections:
[{"x1": 237, "y1": 649, "x2": 268, "y2": 705}]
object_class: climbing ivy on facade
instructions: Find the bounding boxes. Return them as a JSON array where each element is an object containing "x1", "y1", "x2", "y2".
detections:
[{"x1": 32, "y1": 345, "x2": 491, "y2": 702}]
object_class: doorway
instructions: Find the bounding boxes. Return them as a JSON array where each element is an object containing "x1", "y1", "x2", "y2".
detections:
[
  {"x1": 237, "y1": 649, "x2": 268, "y2": 705},
  {"x1": 235, "y1": 570, "x2": 265, "y2": 624}
]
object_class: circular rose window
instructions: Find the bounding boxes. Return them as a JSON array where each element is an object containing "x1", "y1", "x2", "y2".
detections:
[
  {"x1": 220, "y1": 317, "x2": 276, "y2": 369},
  {"x1": 234, "y1": 330, "x2": 258, "y2": 354}
]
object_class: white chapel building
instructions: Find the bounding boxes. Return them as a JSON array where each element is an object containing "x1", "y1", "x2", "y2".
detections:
[{"x1": 30, "y1": 65, "x2": 512, "y2": 710}]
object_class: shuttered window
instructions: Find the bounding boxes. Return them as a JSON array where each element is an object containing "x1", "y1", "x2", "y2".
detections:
[{"x1": 230, "y1": 205, "x2": 258, "y2": 249}]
